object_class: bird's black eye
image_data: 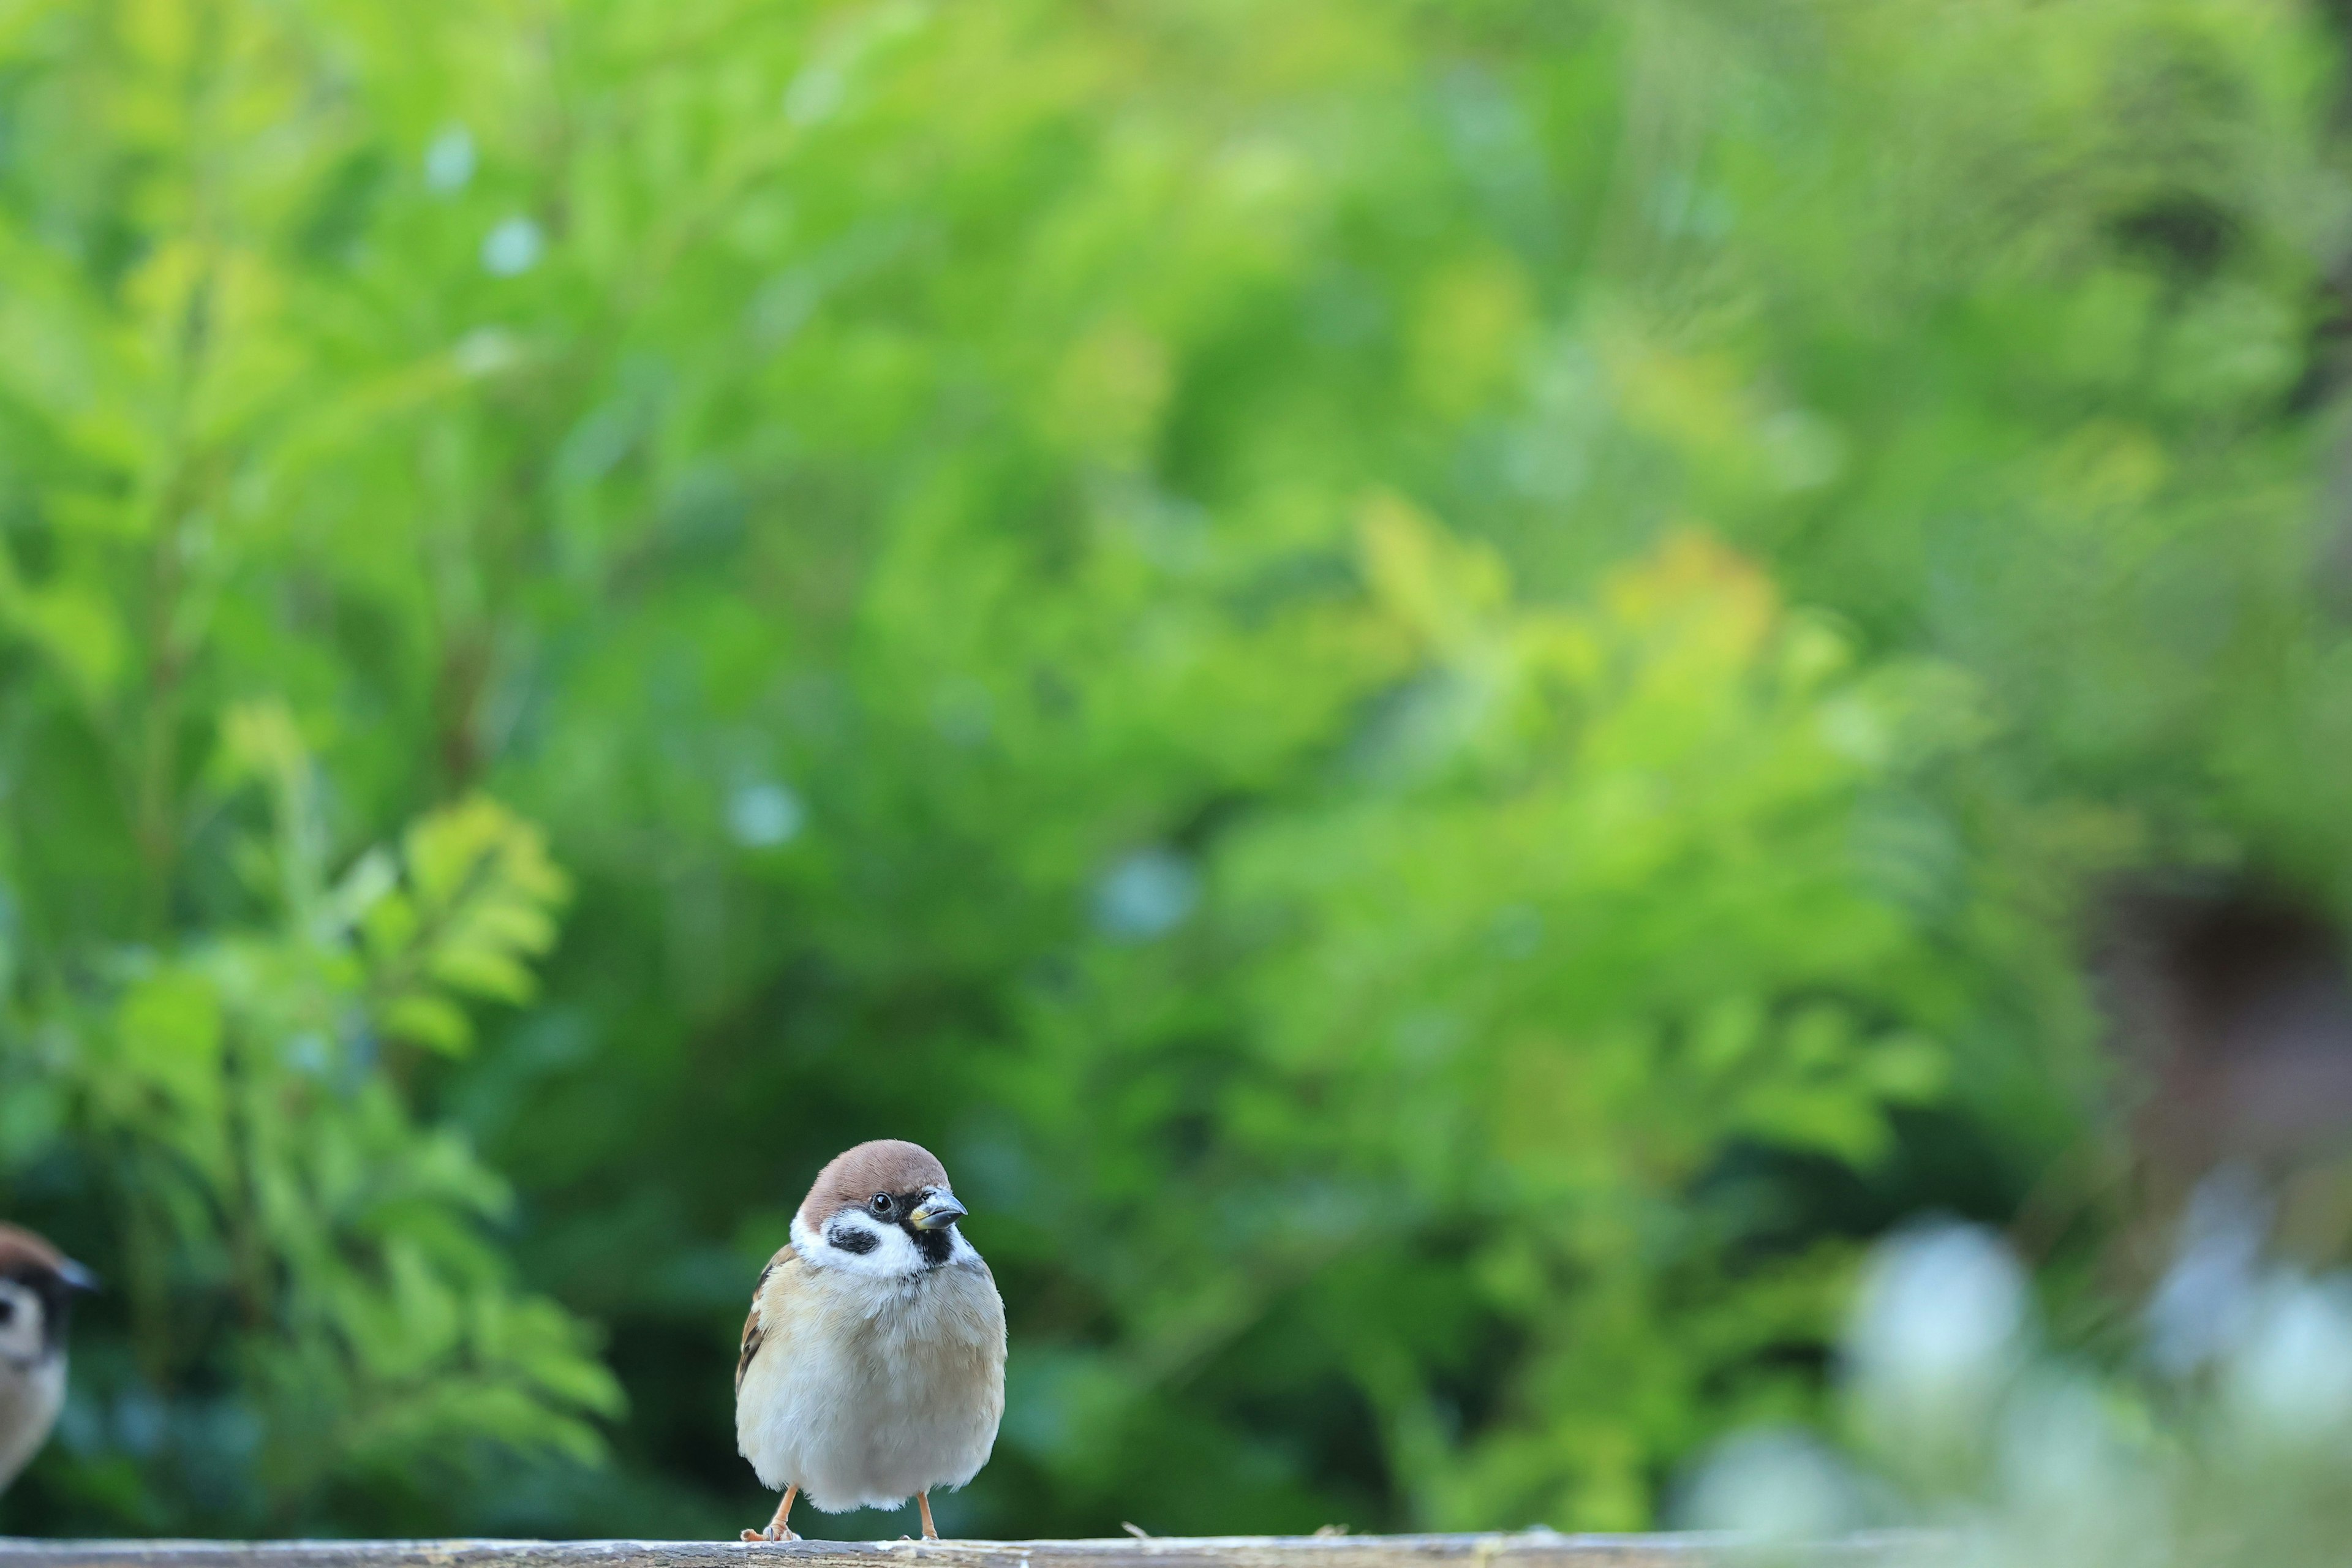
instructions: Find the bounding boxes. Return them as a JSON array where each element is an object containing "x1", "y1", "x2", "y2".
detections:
[{"x1": 870, "y1": 1193, "x2": 892, "y2": 1215}]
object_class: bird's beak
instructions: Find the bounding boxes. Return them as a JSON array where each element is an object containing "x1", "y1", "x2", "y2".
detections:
[
  {"x1": 56, "y1": 1258, "x2": 99, "y2": 1294},
  {"x1": 908, "y1": 1192, "x2": 967, "y2": 1231}
]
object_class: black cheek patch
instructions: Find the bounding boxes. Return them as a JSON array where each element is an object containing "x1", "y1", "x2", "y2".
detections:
[{"x1": 826, "y1": 1225, "x2": 879, "y2": 1256}]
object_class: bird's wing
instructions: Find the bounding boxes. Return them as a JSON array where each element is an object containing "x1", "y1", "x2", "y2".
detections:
[{"x1": 736, "y1": 1243, "x2": 801, "y2": 1395}]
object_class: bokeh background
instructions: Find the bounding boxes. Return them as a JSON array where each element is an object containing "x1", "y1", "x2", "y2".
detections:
[{"x1": 5, "y1": 0, "x2": 2352, "y2": 1553}]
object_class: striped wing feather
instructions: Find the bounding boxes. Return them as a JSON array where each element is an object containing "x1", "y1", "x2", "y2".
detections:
[{"x1": 736, "y1": 1245, "x2": 799, "y2": 1394}]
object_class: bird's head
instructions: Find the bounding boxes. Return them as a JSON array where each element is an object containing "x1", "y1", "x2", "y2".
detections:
[
  {"x1": 0, "y1": 1226, "x2": 96, "y2": 1366},
  {"x1": 791, "y1": 1139, "x2": 974, "y2": 1276}
]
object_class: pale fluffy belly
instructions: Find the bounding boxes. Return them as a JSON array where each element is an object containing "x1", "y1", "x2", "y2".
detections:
[
  {"x1": 0, "y1": 1354, "x2": 64, "y2": 1492},
  {"x1": 737, "y1": 1261, "x2": 1005, "y2": 1513}
]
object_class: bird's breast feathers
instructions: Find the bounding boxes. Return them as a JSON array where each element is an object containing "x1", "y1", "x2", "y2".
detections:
[
  {"x1": 0, "y1": 1351, "x2": 64, "y2": 1492},
  {"x1": 734, "y1": 1231, "x2": 1006, "y2": 1513}
]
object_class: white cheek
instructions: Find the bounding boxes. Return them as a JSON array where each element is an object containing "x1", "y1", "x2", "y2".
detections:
[
  {"x1": 0, "y1": 1282, "x2": 45, "y2": 1363},
  {"x1": 791, "y1": 1210, "x2": 925, "y2": 1278}
]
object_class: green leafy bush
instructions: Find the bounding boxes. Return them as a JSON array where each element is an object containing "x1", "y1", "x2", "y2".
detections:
[
  {"x1": 5, "y1": 710, "x2": 614, "y2": 1529},
  {"x1": 978, "y1": 516, "x2": 1970, "y2": 1531},
  {"x1": 0, "y1": 0, "x2": 2346, "y2": 1542}
]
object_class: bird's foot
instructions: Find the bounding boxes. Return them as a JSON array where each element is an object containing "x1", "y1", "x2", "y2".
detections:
[{"x1": 744, "y1": 1484, "x2": 802, "y2": 1543}]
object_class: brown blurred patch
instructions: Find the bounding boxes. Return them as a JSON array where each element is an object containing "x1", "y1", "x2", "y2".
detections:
[{"x1": 2097, "y1": 876, "x2": 2352, "y2": 1276}]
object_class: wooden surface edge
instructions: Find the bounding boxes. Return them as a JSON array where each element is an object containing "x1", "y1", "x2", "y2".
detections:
[{"x1": 0, "y1": 1532, "x2": 1946, "y2": 1567}]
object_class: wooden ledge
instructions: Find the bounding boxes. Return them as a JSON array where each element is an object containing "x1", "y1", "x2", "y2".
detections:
[{"x1": 0, "y1": 1533, "x2": 1940, "y2": 1568}]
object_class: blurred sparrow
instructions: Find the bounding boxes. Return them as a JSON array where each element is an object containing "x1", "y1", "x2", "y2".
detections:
[
  {"x1": 735, "y1": 1139, "x2": 1005, "y2": 1542},
  {"x1": 0, "y1": 1225, "x2": 96, "y2": 1494}
]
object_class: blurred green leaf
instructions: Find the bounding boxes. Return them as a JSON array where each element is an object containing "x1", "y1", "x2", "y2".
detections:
[{"x1": 0, "y1": 0, "x2": 2347, "y2": 1545}]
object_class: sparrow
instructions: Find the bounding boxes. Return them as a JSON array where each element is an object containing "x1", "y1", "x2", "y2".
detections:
[
  {"x1": 735, "y1": 1139, "x2": 1006, "y2": 1543},
  {"x1": 0, "y1": 1225, "x2": 97, "y2": 1494}
]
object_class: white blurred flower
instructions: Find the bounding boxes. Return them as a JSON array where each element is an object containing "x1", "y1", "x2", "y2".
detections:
[
  {"x1": 1993, "y1": 1373, "x2": 2168, "y2": 1562},
  {"x1": 481, "y1": 215, "x2": 544, "y2": 276},
  {"x1": 2146, "y1": 1164, "x2": 2269, "y2": 1379},
  {"x1": 1093, "y1": 848, "x2": 1199, "y2": 941},
  {"x1": 1847, "y1": 1221, "x2": 2029, "y2": 1444},
  {"x1": 1679, "y1": 1428, "x2": 1862, "y2": 1542},
  {"x1": 2222, "y1": 1272, "x2": 2352, "y2": 1446},
  {"x1": 727, "y1": 781, "x2": 805, "y2": 849},
  {"x1": 424, "y1": 124, "x2": 476, "y2": 193}
]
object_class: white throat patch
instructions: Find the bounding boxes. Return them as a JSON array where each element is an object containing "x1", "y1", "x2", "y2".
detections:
[{"x1": 0, "y1": 1279, "x2": 48, "y2": 1367}]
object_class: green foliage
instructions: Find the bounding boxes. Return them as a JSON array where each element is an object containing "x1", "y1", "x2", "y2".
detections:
[
  {"x1": 6, "y1": 707, "x2": 614, "y2": 1529},
  {"x1": 0, "y1": 0, "x2": 2343, "y2": 1545},
  {"x1": 989, "y1": 517, "x2": 1967, "y2": 1531}
]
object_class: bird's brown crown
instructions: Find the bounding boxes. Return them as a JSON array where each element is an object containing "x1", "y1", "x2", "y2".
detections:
[
  {"x1": 800, "y1": 1139, "x2": 951, "y2": 1223},
  {"x1": 0, "y1": 1224, "x2": 68, "y2": 1281}
]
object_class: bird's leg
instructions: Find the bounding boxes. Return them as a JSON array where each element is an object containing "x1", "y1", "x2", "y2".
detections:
[
  {"x1": 918, "y1": 1491, "x2": 938, "y2": 1541},
  {"x1": 741, "y1": 1485, "x2": 801, "y2": 1542}
]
